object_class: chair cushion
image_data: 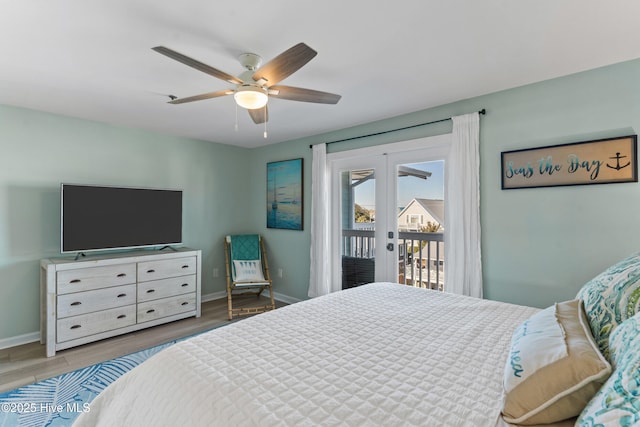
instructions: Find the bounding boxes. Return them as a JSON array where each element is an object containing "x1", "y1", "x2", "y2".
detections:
[
  {"x1": 576, "y1": 251, "x2": 640, "y2": 360},
  {"x1": 233, "y1": 260, "x2": 265, "y2": 282},
  {"x1": 229, "y1": 234, "x2": 261, "y2": 260},
  {"x1": 502, "y1": 300, "x2": 611, "y2": 425}
]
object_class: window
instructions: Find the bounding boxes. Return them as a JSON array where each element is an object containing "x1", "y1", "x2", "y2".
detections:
[{"x1": 408, "y1": 214, "x2": 422, "y2": 226}]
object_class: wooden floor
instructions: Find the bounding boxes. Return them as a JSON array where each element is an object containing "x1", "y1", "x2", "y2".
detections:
[{"x1": 0, "y1": 296, "x2": 285, "y2": 394}]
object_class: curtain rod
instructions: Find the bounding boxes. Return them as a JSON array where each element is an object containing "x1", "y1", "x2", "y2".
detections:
[{"x1": 309, "y1": 108, "x2": 486, "y2": 149}]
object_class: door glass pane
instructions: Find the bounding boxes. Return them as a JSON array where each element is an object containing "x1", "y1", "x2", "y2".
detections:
[
  {"x1": 396, "y1": 161, "x2": 445, "y2": 290},
  {"x1": 340, "y1": 168, "x2": 376, "y2": 289}
]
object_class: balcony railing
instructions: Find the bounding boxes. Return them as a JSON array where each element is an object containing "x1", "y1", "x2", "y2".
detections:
[{"x1": 342, "y1": 229, "x2": 444, "y2": 291}]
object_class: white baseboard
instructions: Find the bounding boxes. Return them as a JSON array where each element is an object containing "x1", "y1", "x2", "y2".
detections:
[
  {"x1": 0, "y1": 331, "x2": 40, "y2": 350},
  {"x1": 270, "y1": 291, "x2": 302, "y2": 305},
  {"x1": 202, "y1": 290, "x2": 301, "y2": 305},
  {"x1": 202, "y1": 291, "x2": 227, "y2": 302},
  {"x1": 2, "y1": 291, "x2": 302, "y2": 351}
]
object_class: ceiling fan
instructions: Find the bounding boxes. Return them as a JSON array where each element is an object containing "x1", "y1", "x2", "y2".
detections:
[{"x1": 152, "y1": 43, "x2": 341, "y2": 125}]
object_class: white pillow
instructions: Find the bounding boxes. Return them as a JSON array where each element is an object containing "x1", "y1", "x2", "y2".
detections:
[
  {"x1": 504, "y1": 303, "x2": 568, "y2": 388},
  {"x1": 233, "y1": 260, "x2": 265, "y2": 282}
]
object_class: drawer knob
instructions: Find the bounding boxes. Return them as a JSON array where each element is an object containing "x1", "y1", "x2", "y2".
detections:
[
  {"x1": 181, "y1": 283, "x2": 188, "y2": 287},
  {"x1": 182, "y1": 265, "x2": 189, "y2": 269},
  {"x1": 70, "y1": 279, "x2": 81, "y2": 284},
  {"x1": 147, "y1": 269, "x2": 156, "y2": 274},
  {"x1": 117, "y1": 273, "x2": 127, "y2": 278},
  {"x1": 146, "y1": 309, "x2": 155, "y2": 314},
  {"x1": 117, "y1": 293, "x2": 127, "y2": 298},
  {"x1": 70, "y1": 301, "x2": 82, "y2": 306},
  {"x1": 70, "y1": 325, "x2": 81, "y2": 330},
  {"x1": 146, "y1": 289, "x2": 155, "y2": 294},
  {"x1": 181, "y1": 302, "x2": 189, "y2": 306},
  {"x1": 117, "y1": 314, "x2": 127, "y2": 319}
]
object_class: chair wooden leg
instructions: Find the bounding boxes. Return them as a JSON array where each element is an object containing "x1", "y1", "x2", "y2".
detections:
[
  {"x1": 227, "y1": 283, "x2": 233, "y2": 320},
  {"x1": 269, "y1": 284, "x2": 275, "y2": 310}
]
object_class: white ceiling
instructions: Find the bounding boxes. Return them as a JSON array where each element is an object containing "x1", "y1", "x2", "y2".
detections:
[{"x1": 2, "y1": 1, "x2": 640, "y2": 148}]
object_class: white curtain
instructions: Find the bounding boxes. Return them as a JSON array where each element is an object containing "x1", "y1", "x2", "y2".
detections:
[
  {"x1": 308, "y1": 143, "x2": 331, "y2": 297},
  {"x1": 445, "y1": 112, "x2": 483, "y2": 297}
]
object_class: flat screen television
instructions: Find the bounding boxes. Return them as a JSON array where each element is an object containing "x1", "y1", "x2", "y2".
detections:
[{"x1": 61, "y1": 184, "x2": 183, "y2": 254}]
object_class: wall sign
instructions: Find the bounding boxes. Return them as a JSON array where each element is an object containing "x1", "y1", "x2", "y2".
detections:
[{"x1": 501, "y1": 135, "x2": 637, "y2": 189}]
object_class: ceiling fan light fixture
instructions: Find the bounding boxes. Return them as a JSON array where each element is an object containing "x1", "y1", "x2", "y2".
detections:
[
  {"x1": 153, "y1": 43, "x2": 340, "y2": 125},
  {"x1": 234, "y1": 85, "x2": 268, "y2": 109}
]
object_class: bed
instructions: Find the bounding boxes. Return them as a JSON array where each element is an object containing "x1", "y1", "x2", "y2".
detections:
[{"x1": 74, "y1": 256, "x2": 640, "y2": 427}]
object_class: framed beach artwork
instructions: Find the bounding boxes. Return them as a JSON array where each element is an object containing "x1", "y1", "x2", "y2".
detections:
[{"x1": 267, "y1": 158, "x2": 303, "y2": 230}]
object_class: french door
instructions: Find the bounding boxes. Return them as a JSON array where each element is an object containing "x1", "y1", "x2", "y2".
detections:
[{"x1": 328, "y1": 135, "x2": 451, "y2": 292}]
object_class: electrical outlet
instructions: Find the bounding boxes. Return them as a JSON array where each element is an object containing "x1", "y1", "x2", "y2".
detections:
[
  {"x1": 278, "y1": 268, "x2": 283, "y2": 278},
  {"x1": 213, "y1": 267, "x2": 219, "y2": 278}
]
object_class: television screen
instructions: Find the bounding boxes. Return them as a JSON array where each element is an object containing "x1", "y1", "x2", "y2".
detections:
[{"x1": 61, "y1": 184, "x2": 183, "y2": 253}]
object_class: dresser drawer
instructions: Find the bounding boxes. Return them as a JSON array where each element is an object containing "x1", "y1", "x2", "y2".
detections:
[
  {"x1": 137, "y1": 293, "x2": 196, "y2": 323},
  {"x1": 57, "y1": 264, "x2": 136, "y2": 295},
  {"x1": 137, "y1": 275, "x2": 196, "y2": 302},
  {"x1": 57, "y1": 284, "x2": 136, "y2": 319},
  {"x1": 137, "y1": 256, "x2": 197, "y2": 282},
  {"x1": 57, "y1": 305, "x2": 136, "y2": 343}
]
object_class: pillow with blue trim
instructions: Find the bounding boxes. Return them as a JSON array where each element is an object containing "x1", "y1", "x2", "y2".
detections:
[
  {"x1": 576, "y1": 252, "x2": 640, "y2": 361},
  {"x1": 576, "y1": 311, "x2": 640, "y2": 426},
  {"x1": 502, "y1": 300, "x2": 611, "y2": 425}
]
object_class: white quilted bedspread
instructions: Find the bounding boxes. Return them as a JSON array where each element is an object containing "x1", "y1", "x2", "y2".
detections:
[{"x1": 74, "y1": 283, "x2": 539, "y2": 427}]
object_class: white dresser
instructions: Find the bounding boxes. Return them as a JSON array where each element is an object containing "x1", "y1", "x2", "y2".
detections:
[{"x1": 40, "y1": 248, "x2": 201, "y2": 357}]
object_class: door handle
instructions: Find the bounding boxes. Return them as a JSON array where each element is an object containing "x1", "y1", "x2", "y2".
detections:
[{"x1": 386, "y1": 243, "x2": 394, "y2": 251}]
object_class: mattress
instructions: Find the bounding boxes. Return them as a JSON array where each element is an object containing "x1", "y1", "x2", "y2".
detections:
[{"x1": 74, "y1": 283, "x2": 540, "y2": 427}]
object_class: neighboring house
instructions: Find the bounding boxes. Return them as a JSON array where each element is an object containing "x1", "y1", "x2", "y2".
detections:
[
  {"x1": 397, "y1": 198, "x2": 444, "y2": 231},
  {"x1": 397, "y1": 198, "x2": 445, "y2": 289}
]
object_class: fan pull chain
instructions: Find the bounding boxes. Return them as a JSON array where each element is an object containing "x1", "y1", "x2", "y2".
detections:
[
  {"x1": 263, "y1": 108, "x2": 268, "y2": 138},
  {"x1": 234, "y1": 103, "x2": 239, "y2": 132}
]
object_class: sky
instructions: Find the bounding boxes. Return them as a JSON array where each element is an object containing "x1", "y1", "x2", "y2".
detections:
[{"x1": 354, "y1": 161, "x2": 444, "y2": 210}]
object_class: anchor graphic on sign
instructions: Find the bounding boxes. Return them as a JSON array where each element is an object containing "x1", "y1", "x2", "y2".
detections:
[{"x1": 606, "y1": 152, "x2": 631, "y2": 171}]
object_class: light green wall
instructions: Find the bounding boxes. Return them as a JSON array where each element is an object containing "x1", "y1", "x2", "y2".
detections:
[
  {"x1": 0, "y1": 106, "x2": 250, "y2": 340},
  {"x1": 248, "y1": 57, "x2": 640, "y2": 307},
  {"x1": 480, "y1": 59, "x2": 640, "y2": 306},
  {"x1": 3, "y1": 57, "x2": 640, "y2": 342}
]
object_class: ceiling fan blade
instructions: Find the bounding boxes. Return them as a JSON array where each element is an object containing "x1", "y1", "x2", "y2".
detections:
[
  {"x1": 168, "y1": 89, "x2": 232, "y2": 104},
  {"x1": 252, "y1": 43, "x2": 317, "y2": 85},
  {"x1": 248, "y1": 106, "x2": 268, "y2": 124},
  {"x1": 152, "y1": 46, "x2": 243, "y2": 85},
  {"x1": 269, "y1": 85, "x2": 341, "y2": 104}
]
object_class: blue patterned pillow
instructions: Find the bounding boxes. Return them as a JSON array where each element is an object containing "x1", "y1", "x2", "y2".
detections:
[
  {"x1": 576, "y1": 252, "x2": 640, "y2": 360},
  {"x1": 576, "y1": 312, "x2": 640, "y2": 426}
]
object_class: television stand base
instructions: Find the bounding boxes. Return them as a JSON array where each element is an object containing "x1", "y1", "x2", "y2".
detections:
[{"x1": 158, "y1": 245, "x2": 178, "y2": 252}]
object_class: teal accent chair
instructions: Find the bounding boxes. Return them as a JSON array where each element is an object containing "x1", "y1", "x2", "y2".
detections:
[{"x1": 224, "y1": 234, "x2": 275, "y2": 320}]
